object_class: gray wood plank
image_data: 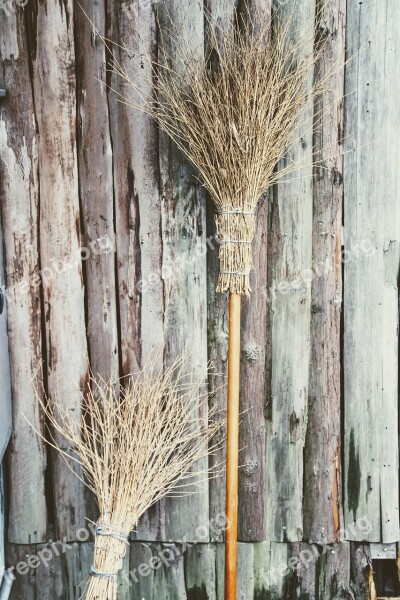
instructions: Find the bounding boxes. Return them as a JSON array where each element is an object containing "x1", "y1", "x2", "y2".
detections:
[
  {"x1": 215, "y1": 542, "x2": 254, "y2": 600},
  {"x1": 317, "y1": 542, "x2": 352, "y2": 600},
  {"x1": 0, "y1": 10, "x2": 47, "y2": 544},
  {"x1": 349, "y1": 543, "x2": 372, "y2": 600},
  {"x1": 30, "y1": 0, "x2": 90, "y2": 540},
  {"x1": 265, "y1": 0, "x2": 316, "y2": 542},
  {"x1": 185, "y1": 544, "x2": 217, "y2": 600},
  {"x1": 343, "y1": 0, "x2": 400, "y2": 542},
  {"x1": 303, "y1": 0, "x2": 346, "y2": 545},
  {"x1": 156, "y1": 0, "x2": 209, "y2": 543},
  {"x1": 75, "y1": 1, "x2": 119, "y2": 383},
  {"x1": 108, "y1": 0, "x2": 165, "y2": 379},
  {"x1": 206, "y1": 0, "x2": 238, "y2": 544},
  {"x1": 290, "y1": 542, "x2": 318, "y2": 600},
  {"x1": 0, "y1": 218, "x2": 11, "y2": 463}
]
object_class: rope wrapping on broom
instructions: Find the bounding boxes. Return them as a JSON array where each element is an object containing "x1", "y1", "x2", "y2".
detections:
[
  {"x1": 215, "y1": 204, "x2": 257, "y2": 295},
  {"x1": 89, "y1": 521, "x2": 131, "y2": 582}
]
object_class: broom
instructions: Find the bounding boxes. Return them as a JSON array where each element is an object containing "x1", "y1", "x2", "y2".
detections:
[
  {"x1": 107, "y1": 4, "x2": 327, "y2": 598},
  {"x1": 31, "y1": 357, "x2": 222, "y2": 600}
]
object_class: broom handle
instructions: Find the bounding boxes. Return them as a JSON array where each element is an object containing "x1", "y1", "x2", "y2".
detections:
[{"x1": 225, "y1": 292, "x2": 241, "y2": 600}]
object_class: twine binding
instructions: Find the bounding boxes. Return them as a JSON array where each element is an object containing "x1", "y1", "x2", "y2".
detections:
[
  {"x1": 215, "y1": 203, "x2": 257, "y2": 295},
  {"x1": 89, "y1": 521, "x2": 130, "y2": 583}
]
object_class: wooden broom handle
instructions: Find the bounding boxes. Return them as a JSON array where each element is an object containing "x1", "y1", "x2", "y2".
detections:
[{"x1": 225, "y1": 292, "x2": 241, "y2": 600}]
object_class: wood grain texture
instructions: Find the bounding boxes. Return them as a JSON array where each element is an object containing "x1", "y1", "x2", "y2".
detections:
[
  {"x1": 343, "y1": 0, "x2": 400, "y2": 542},
  {"x1": 0, "y1": 218, "x2": 11, "y2": 463},
  {"x1": 265, "y1": 0, "x2": 316, "y2": 542},
  {"x1": 108, "y1": 0, "x2": 164, "y2": 378},
  {"x1": 0, "y1": 9, "x2": 47, "y2": 544},
  {"x1": 303, "y1": 0, "x2": 346, "y2": 545},
  {"x1": 206, "y1": 0, "x2": 238, "y2": 544},
  {"x1": 157, "y1": 0, "x2": 210, "y2": 543},
  {"x1": 29, "y1": 0, "x2": 89, "y2": 540},
  {"x1": 75, "y1": 1, "x2": 119, "y2": 383}
]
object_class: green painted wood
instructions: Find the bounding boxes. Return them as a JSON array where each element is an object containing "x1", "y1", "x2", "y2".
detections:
[{"x1": 343, "y1": 0, "x2": 400, "y2": 542}]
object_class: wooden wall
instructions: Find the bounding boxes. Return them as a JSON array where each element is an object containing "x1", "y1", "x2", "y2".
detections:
[{"x1": 0, "y1": 0, "x2": 399, "y2": 598}]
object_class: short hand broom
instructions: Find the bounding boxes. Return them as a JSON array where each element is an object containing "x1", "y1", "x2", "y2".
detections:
[{"x1": 30, "y1": 357, "x2": 222, "y2": 599}]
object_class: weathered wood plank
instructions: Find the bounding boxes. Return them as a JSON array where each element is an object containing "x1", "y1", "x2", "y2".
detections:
[
  {"x1": 303, "y1": 0, "x2": 346, "y2": 545},
  {"x1": 236, "y1": 0, "x2": 271, "y2": 543},
  {"x1": 265, "y1": 0, "x2": 316, "y2": 542},
  {"x1": 30, "y1": 0, "x2": 89, "y2": 540},
  {"x1": 7, "y1": 544, "x2": 36, "y2": 600},
  {"x1": 290, "y1": 542, "x2": 318, "y2": 600},
  {"x1": 155, "y1": 0, "x2": 209, "y2": 543},
  {"x1": 185, "y1": 544, "x2": 216, "y2": 600},
  {"x1": 0, "y1": 216, "x2": 11, "y2": 463},
  {"x1": 205, "y1": 0, "x2": 270, "y2": 545},
  {"x1": 215, "y1": 542, "x2": 254, "y2": 600},
  {"x1": 0, "y1": 9, "x2": 47, "y2": 544},
  {"x1": 350, "y1": 543, "x2": 372, "y2": 599},
  {"x1": 75, "y1": 1, "x2": 119, "y2": 383},
  {"x1": 317, "y1": 542, "x2": 352, "y2": 599},
  {"x1": 108, "y1": 0, "x2": 164, "y2": 379},
  {"x1": 206, "y1": 0, "x2": 237, "y2": 544},
  {"x1": 343, "y1": 0, "x2": 400, "y2": 542},
  {"x1": 130, "y1": 543, "x2": 187, "y2": 599}
]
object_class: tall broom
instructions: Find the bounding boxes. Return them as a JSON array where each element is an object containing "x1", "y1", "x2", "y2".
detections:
[
  {"x1": 31, "y1": 357, "x2": 222, "y2": 599},
  {"x1": 107, "y1": 4, "x2": 328, "y2": 598}
]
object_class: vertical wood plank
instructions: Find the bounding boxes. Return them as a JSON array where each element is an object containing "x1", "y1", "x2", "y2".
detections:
[
  {"x1": 7, "y1": 544, "x2": 36, "y2": 600},
  {"x1": 206, "y1": 0, "x2": 238, "y2": 543},
  {"x1": 0, "y1": 9, "x2": 47, "y2": 544},
  {"x1": 0, "y1": 216, "x2": 11, "y2": 462},
  {"x1": 290, "y1": 542, "x2": 318, "y2": 600},
  {"x1": 30, "y1": 0, "x2": 89, "y2": 540},
  {"x1": 215, "y1": 542, "x2": 254, "y2": 600},
  {"x1": 350, "y1": 543, "x2": 372, "y2": 600},
  {"x1": 303, "y1": 0, "x2": 346, "y2": 545},
  {"x1": 236, "y1": 0, "x2": 271, "y2": 542},
  {"x1": 185, "y1": 544, "x2": 217, "y2": 600},
  {"x1": 253, "y1": 541, "x2": 271, "y2": 598},
  {"x1": 343, "y1": 0, "x2": 400, "y2": 542},
  {"x1": 156, "y1": 0, "x2": 209, "y2": 542},
  {"x1": 75, "y1": 1, "x2": 119, "y2": 382},
  {"x1": 317, "y1": 542, "x2": 352, "y2": 599},
  {"x1": 265, "y1": 0, "x2": 316, "y2": 542},
  {"x1": 108, "y1": 0, "x2": 164, "y2": 379}
]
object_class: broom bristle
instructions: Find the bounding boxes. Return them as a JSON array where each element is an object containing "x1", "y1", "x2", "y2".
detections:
[
  {"x1": 35, "y1": 357, "x2": 222, "y2": 599},
  {"x1": 108, "y1": 3, "x2": 327, "y2": 294}
]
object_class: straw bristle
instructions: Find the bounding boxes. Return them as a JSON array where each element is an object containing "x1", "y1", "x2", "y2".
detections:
[
  {"x1": 109, "y1": 4, "x2": 325, "y2": 294},
  {"x1": 33, "y1": 357, "x2": 222, "y2": 599}
]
